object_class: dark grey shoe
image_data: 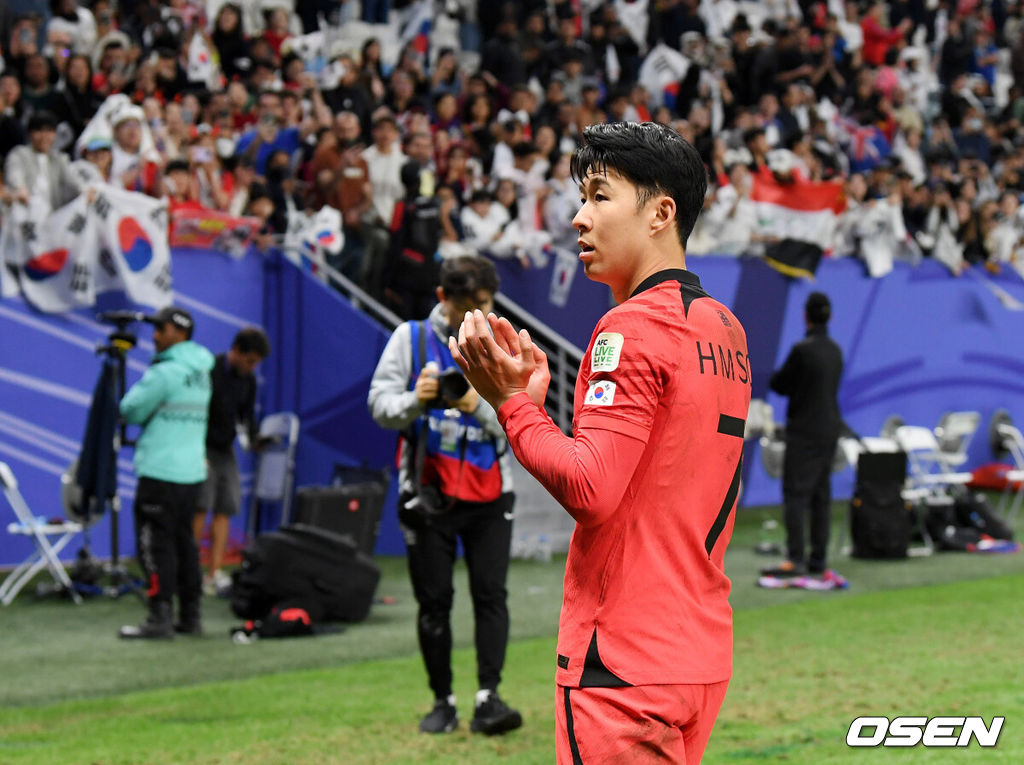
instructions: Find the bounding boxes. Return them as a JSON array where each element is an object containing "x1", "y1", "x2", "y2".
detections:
[
  {"x1": 419, "y1": 698, "x2": 459, "y2": 734},
  {"x1": 173, "y1": 620, "x2": 203, "y2": 636},
  {"x1": 470, "y1": 692, "x2": 522, "y2": 735},
  {"x1": 119, "y1": 602, "x2": 174, "y2": 640}
]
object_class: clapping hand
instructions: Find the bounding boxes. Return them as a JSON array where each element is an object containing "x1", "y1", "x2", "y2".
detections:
[{"x1": 449, "y1": 311, "x2": 550, "y2": 410}]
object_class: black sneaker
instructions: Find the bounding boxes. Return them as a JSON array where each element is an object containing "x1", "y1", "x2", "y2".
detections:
[
  {"x1": 118, "y1": 614, "x2": 174, "y2": 640},
  {"x1": 759, "y1": 560, "x2": 807, "y2": 578},
  {"x1": 419, "y1": 698, "x2": 459, "y2": 734},
  {"x1": 471, "y1": 691, "x2": 522, "y2": 735}
]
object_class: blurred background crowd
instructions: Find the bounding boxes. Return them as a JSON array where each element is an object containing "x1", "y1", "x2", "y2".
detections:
[{"x1": 3, "y1": 0, "x2": 1024, "y2": 318}]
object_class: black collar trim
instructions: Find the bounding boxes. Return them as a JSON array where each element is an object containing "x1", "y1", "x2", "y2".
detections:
[{"x1": 630, "y1": 268, "x2": 703, "y2": 299}]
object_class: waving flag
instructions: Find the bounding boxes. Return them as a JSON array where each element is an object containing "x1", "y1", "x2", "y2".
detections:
[
  {"x1": 751, "y1": 175, "x2": 846, "y2": 278},
  {"x1": 92, "y1": 186, "x2": 172, "y2": 307},
  {"x1": 17, "y1": 196, "x2": 97, "y2": 312},
  {"x1": 833, "y1": 116, "x2": 892, "y2": 173},
  {"x1": 187, "y1": 32, "x2": 220, "y2": 90},
  {"x1": 400, "y1": 0, "x2": 433, "y2": 65},
  {"x1": 638, "y1": 43, "x2": 690, "y2": 109}
]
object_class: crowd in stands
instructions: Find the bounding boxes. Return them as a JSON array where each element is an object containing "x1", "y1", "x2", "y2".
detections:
[{"x1": 3, "y1": 0, "x2": 1024, "y2": 317}]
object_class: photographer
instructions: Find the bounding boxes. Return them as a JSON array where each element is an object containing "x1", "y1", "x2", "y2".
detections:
[{"x1": 367, "y1": 256, "x2": 522, "y2": 737}]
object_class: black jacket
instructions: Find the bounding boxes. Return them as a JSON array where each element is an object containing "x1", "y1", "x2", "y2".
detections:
[
  {"x1": 770, "y1": 325, "x2": 844, "y2": 443},
  {"x1": 206, "y1": 353, "x2": 258, "y2": 452}
]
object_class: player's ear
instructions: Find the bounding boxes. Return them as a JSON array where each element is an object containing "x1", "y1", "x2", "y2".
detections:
[
  {"x1": 435, "y1": 285, "x2": 446, "y2": 304},
  {"x1": 650, "y1": 194, "x2": 676, "y2": 237}
]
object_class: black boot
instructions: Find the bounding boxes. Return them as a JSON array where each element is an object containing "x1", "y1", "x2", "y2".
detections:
[
  {"x1": 119, "y1": 600, "x2": 174, "y2": 640},
  {"x1": 174, "y1": 599, "x2": 203, "y2": 636}
]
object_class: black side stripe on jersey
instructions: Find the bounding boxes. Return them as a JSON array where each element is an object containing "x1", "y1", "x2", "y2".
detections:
[
  {"x1": 578, "y1": 629, "x2": 632, "y2": 687},
  {"x1": 717, "y1": 413, "x2": 746, "y2": 439},
  {"x1": 563, "y1": 688, "x2": 585, "y2": 765},
  {"x1": 705, "y1": 456, "x2": 743, "y2": 556}
]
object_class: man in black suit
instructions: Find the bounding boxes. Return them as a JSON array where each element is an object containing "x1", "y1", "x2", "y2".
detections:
[{"x1": 765, "y1": 292, "x2": 844, "y2": 577}]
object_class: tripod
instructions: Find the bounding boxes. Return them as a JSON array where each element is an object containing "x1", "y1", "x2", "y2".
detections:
[{"x1": 71, "y1": 317, "x2": 145, "y2": 599}]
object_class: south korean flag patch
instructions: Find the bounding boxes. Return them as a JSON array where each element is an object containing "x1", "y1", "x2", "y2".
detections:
[{"x1": 584, "y1": 380, "x2": 617, "y2": 406}]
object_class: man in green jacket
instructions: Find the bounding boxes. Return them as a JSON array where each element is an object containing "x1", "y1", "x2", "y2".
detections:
[{"x1": 119, "y1": 306, "x2": 215, "y2": 640}]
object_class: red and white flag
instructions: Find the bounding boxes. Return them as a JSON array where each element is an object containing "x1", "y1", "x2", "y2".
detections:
[{"x1": 751, "y1": 175, "x2": 846, "y2": 251}]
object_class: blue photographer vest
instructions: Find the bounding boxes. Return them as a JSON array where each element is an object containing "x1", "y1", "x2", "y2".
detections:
[{"x1": 407, "y1": 320, "x2": 502, "y2": 503}]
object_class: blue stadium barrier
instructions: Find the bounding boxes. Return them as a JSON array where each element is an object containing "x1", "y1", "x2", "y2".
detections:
[{"x1": 4, "y1": 249, "x2": 1024, "y2": 567}]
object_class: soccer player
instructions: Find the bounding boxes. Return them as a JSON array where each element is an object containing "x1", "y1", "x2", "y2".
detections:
[{"x1": 449, "y1": 122, "x2": 751, "y2": 762}]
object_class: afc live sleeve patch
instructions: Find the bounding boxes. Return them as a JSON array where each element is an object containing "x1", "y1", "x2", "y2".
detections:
[{"x1": 591, "y1": 332, "x2": 623, "y2": 372}]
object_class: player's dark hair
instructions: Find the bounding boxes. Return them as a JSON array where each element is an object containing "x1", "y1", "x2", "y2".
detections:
[
  {"x1": 570, "y1": 122, "x2": 708, "y2": 250},
  {"x1": 440, "y1": 256, "x2": 500, "y2": 300},
  {"x1": 232, "y1": 326, "x2": 271, "y2": 357}
]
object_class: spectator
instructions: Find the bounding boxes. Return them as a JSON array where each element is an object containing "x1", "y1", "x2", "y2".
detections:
[
  {"x1": 56, "y1": 53, "x2": 102, "y2": 146},
  {"x1": 3, "y1": 110, "x2": 82, "y2": 210},
  {"x1": 383, "y1": 160, "x2": 442, "y2": 320},
  {"x1": 460, "y1": 187, "x2": 528, "y2": 267},
  {"x1": 363, "y1": 112, "x2": 406, "y2": 298},
  {"x1": 211, "y1": 3, "x2": 252, "y2": 83},
  {"x1": 234, "y1": 90, "x2": 302, "y2": 176},
  {"x1": 110, "y1": 104, "x2": 161, "y2": 196},
  {"x1": 323, "y1": 53, "x2": 373, "y2": 137},
  {"x1": 703, "y1": 162, "x2": 760, "y2": 255},
  {"x1": 860, "y1": 0, "x2": 912, "y2": 68},
  {"x1": 21, "y1": 53, "x2": 62, "y2": 118},
  {"x1": 322, "y1": 111, "x2": 373, "y2": 279},
  {"x1": 71, "y1": 133, "x2": 113, "y2": 184},
  {"x1": 0, "y1": 76, "x2": 28, "y2": 164}
]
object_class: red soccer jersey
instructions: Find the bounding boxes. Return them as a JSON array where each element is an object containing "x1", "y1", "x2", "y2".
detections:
[{"x1": 499, "y1": 269, "x2": 751, "y2": 686}]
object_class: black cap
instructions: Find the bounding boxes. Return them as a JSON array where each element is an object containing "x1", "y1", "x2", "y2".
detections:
[
  {"x1": 805, "y1": 292, "x2": 831, "y2": 325},
  {"x1": 144, "y1": 306, "x2": 194, "y2": 337}
]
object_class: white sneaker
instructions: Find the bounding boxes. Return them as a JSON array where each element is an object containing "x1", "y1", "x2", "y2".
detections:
[
  {"x1": 202, "y1": 574, "x2": 216, "y2": 597},
  {"x1": 211, "y1": 569, "x2": 232, "y2": 596}
]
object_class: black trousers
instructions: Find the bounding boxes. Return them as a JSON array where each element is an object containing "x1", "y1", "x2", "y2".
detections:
[
  {"x1": 405, "y1": 492, "x2": 514, "y2": 699},
  {"x1": 133, "y1": 477, "x2": 203, "y2": 609},
  {"x1": 782, "y1": 438, "x2": 836, "y2": 571}
]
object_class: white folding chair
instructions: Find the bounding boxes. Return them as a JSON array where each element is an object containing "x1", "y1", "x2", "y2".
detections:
[
  {"x1": 894, "y1": 425, "x2": 974, "y2": 494},
  {"x1": 933, "y1": 411, "x2": 980, "y2": 468},
  {"x1": 994, "y1": 423, "x2": 1024, "y2": 525},
  {"x1": 0, "y1": 461, "x2": 83, "y2": 605},
  {"x1": 247, "y1": 412, "x2": 300, "y2": 537}
]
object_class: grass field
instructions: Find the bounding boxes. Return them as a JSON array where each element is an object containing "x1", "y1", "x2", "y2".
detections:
[{"x1": 1, "y1": 506, "x2": 1021, "y2": 763}]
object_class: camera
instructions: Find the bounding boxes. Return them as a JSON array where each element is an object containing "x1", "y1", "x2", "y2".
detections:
[
  {"x1": 398, "y1": 483, "x2": 446, "y2": 530},
  {"x1": 435, "y1": 368, "x2": 469, "y2": 402}
]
